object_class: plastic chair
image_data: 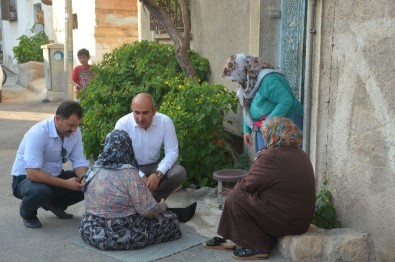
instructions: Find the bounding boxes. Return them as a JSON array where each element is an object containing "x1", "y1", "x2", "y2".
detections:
[{"x1": 213, "y1": 169, "x2": 248, "y2": 209}]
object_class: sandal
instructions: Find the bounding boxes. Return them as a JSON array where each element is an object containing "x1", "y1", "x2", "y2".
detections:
[
  {"x1": 232, "y1": 247, "x2": 270, "y2": 260},
  {"x1": 202, "y1": 237, "x2": 236, "y2": 250}
]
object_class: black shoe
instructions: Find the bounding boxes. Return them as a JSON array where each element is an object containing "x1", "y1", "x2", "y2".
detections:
[
  {"x1": 23, "y1": 217, "x2": 42, "y2": 229},
  {"x1": 42, "y1": 203, "x2": 73, "y2": 219},
  {"x1": 168, "y1": 202, "x2": 197, "y2": 222}
]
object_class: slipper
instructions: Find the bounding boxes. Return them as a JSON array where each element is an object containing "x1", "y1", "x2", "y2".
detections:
[
  {"x1": 232, "y1": 247, "x2": 270, "y2": 260},
  {"x1": 202, "y1": 237, "x2": 236, "y2": 250}
]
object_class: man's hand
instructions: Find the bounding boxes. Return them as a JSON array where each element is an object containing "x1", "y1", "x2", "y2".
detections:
[
  {"x1": 243, "y1": 133, "x2": 253, "y2": 146},
  {"x1": 27, "y1": 168, "x2": 84, "y2": 191},
  {"x1": 146, "y1": 173, "x2": 161, "y2": 192},
  {"x1": 65, "y1": 177, "x2": 84, "y2": 191}
]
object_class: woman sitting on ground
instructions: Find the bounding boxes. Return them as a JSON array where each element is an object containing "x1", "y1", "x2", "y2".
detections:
[
  {"x1": 79, "y1": 129, "x2": 183, "y2": 250},
  {"x1": 204, "y1": 117, "x2": 315, "y2": 260}
]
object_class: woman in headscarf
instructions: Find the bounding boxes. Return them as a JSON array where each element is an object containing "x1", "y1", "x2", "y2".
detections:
[
  {"x1": 221, "y1": 54, "x2": 304, "y2": 153},
  {"x1": 79, "y1": 129, "x2": 181, "y2": 250},
  {"x1": 204, "y1": 117, "x2": 315, "y2": 260}
]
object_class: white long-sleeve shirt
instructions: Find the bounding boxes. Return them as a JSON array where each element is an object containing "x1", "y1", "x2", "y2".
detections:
[{"x1": 115, "y1": 112, "x2": 179, "y2": 175}]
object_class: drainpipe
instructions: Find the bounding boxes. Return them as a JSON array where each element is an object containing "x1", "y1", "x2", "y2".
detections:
[
  {"x1": 65, "y1": 0, "x2": 74, "y2": 100},
  {"x1": 303, "y1": 0, "x2": 316, "y2": 156}
]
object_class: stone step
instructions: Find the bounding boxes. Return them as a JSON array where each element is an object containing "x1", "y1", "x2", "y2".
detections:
[{"x1": 277, "y1": 225, "x2": 376, "y2": 261}]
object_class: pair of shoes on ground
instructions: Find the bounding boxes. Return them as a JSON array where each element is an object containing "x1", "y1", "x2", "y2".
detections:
[
  {"x1": 22, "y1": 203, "x2": 73, "y2": 228},
  {"x1": 23, "y1": 217, "x2": 42, "y2": 229},
  {"x1": 203, "y1": 237, "x2": 270, "y2": 260},
  {"x1": 42, "y1": 203, "x2": 73, "y2": 219}
]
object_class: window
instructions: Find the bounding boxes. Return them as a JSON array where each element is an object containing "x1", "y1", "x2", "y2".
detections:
[
  {"x1": 34, "y1": 3, "x2": 43, "y2": 25},
  {"x1": 149, "y1": 0, "x2": 188, "y2": 31},
  {"x1": 1, "y1": 0, "x2": 17, "y2": 21}
]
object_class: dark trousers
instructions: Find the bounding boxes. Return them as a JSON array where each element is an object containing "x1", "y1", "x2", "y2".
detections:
[
  {"x1": 12, "y1": 170, "x2": 84, "y2": 219},
  {"x1": 139, "y1": 163, "x2": 186, "y2": 202}
]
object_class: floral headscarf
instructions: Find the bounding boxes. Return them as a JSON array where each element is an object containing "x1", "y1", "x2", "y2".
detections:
[
  {"x1": 221, "y1": 54, "x2": 274, "y2": 99},
  {"x1": 221, "y1": 54, "x2": 280, "y2": 129},
  {"x1": 83, "y1": 129, "x2": 139, "y2": 192},
  {"x1": 261, "y1": 117, "x2": 302, "y2": 149}
]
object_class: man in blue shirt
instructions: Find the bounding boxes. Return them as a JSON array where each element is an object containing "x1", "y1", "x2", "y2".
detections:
[{"x1": 11, "y1": 101, "x2": 89, "y2": 228}]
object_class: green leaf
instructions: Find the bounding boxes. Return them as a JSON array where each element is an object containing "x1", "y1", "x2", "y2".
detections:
[{"x1": 312, "y1": 177, "x2": 342, "y2": 229}]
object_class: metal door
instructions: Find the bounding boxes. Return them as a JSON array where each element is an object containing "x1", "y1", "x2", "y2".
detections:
[{"x1": 280, "y1": 0, "x2": 307, "y2": 101}]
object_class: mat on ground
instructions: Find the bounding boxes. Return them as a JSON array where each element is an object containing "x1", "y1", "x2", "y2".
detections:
[{"x1": 69, "y1": 223, "x2": 207, "y2": 262}]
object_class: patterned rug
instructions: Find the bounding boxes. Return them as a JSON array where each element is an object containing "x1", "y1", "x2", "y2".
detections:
[{"x1": 69, "y1": 223, "x2": 206, "y2": 262}]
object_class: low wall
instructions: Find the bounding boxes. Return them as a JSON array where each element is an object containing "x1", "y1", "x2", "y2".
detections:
[{"x1": 16, "y1": 61, "x2": 45, "y2": 91}]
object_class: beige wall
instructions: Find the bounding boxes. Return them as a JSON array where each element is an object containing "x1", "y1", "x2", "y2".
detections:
[
  {"x1": 190, "y1": 0, "x2": 252, "y2": 136},
  {"x1": 93, "y1": 0, "x2": 138, "y2": 60},
  {"x1": 310, "y1": 0, "x2": 395, "y2": 260}
]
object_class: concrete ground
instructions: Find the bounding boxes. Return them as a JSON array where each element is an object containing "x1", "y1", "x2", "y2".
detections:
[{"x1": 0, "y1": 72, "x2": 285, "y2": 261}]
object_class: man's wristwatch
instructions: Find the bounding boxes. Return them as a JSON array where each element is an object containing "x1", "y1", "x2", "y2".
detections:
[{"x1": 155, "y1": 170, "x2": 164, "y2": 179}]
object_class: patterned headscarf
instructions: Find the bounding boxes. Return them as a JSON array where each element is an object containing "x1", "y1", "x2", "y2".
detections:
[
  {"x1": 221, "y1": 54, "x2": 274, "y2": 99},
  {"x1": 83, "y1": 129, "x2": 139, "y2": 192},
  {"x1": 95, "y1": 129, "x2": 138, "y2": 169},
  {"x1": 221, "y1": 54, "x2": 279, "y2": 129},
  {"x1": 261, "y1": 117, "x2": 302, "y2": 149}
]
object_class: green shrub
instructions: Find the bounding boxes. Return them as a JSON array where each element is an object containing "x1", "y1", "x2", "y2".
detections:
[
  {"x1": 160, "y1": 78, "x2": 238, "y2": 187},
  {"x1": 13, "y1": 31, "x2": 49, "y2": 63},
  {"x1": 79, "y1": 40, "x2": 211, "y2": 160},
  {"x1": 313, "y1": 177, "x2": 342, "y2": 229},
  {"x1": 80, "y1": 41, "x2": 238, "y2": 187}
]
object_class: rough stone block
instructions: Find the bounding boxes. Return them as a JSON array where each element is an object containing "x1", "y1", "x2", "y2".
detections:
[
  {"x1": 278, "y1": 225, "x2": 376, "y2": 261},
  {"x1": 278, "y1": 225, "x2": 325, "y2": 261},
  {"x1": 16, "y1": 62, "x2": 44, "y2": 88}
]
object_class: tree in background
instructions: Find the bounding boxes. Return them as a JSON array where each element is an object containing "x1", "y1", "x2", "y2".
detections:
[{"x1": 139, "y1": 0, "x2": 196, "y2": 77}]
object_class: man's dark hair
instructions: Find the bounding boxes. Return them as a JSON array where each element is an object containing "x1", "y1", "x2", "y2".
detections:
[
  {"x1": 56, "y1": 101, "x2": 83, "y2": 119},
  {"x1": 77, "y1": 48, "x2": 90, "y2": 57}
]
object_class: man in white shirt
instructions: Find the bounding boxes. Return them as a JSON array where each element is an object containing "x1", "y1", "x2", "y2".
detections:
[
  {"x1": 115, "y1": 93, "x2": 186, "y2": 202},
  {"x1": 11, "y1": 101, "x2": 89, "y2": 228}
]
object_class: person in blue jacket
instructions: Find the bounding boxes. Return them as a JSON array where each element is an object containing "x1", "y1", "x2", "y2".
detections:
[{"x1": 221, "y1": 54, "x2": 303, "y2": 152}]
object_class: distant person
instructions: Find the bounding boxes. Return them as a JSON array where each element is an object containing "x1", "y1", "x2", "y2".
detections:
[
  {"x1": 221, "y1": 54, "x2": 304, "y2": 153},
  {"x1": 80, "y1": 129, "x2": 183, "y2": 250},
  {"x1": 72, "y1": 48, "x2": 94, "y2": 96},
  {"x1": 115, "y1": 93, "x2": 187, "y2": 202},
  {"x1": 203, "y1": 117, "x2": 315, "y2": 260},
  {"x1": 11, "y1": 101, "x2": 89, "y2": 228}
]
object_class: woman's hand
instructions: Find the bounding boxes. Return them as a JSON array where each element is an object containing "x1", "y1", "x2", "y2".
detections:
[
  {"x1": 244, "y1": 133, "x2": 253, "y2": 146},
  {"x1": 160, "y1": 198, "x2": 167, "y2": 209}
]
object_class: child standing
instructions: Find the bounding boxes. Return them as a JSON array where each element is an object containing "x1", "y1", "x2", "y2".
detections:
[{"x1": 72, "y1": 48, "x2": 94, "y2": 96}]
